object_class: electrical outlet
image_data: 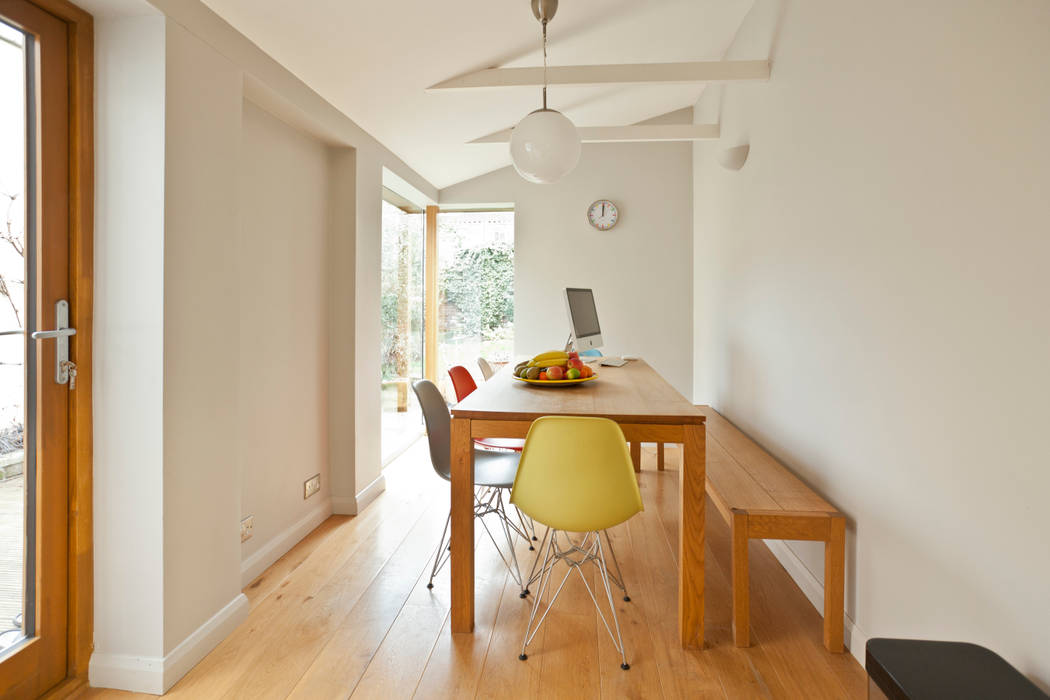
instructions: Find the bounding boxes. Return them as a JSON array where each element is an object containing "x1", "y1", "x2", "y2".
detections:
[
  {"x1": 304, "y1": 474, "x2": 321, "y2": 500},
  {"x1": 240, "y1": 515, "x2": 254, "y2": 543}
]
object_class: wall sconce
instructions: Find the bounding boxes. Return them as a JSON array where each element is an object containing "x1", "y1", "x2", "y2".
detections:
[{"x1": 718, "y1": 144, "x2": 750, "y2": 171}]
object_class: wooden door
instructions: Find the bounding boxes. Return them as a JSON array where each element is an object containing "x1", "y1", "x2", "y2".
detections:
[{"x1": 0, "y1": 0, "x2": 90, "y2": 696}]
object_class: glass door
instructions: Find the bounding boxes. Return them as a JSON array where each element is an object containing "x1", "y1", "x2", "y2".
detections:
[{"x1": 0, "y1": 2, "x2": 74, "y2": 696}]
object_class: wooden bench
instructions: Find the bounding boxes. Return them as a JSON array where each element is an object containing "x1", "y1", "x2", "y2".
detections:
[{"x1": 699, "y1": 406, "x2": 846, "y2": 653}]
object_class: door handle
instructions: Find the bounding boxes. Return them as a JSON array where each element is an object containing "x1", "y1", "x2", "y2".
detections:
[
  {"x1": 31, "y1": 328, "x2": 76, "y2": 340},
  {"x1": 30, "y1": 300, "x2": 76, "y2": 384}
]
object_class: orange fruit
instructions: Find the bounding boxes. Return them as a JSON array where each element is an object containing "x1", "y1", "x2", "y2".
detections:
[{"x1": 538, "y1": 371, "x2": 548, "y2": 381}]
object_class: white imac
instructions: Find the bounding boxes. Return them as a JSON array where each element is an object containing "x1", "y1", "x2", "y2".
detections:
[{"x1": 564, "y1": 287, "x2": 603, "y2": 351}]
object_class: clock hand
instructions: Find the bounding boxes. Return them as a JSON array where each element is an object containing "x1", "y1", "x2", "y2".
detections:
[{"x1": 602, "y1": 203, "x2": 605, "y2": 216}]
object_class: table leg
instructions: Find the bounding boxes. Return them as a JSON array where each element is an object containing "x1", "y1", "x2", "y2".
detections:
[
  {"x1": 679, "y1": 423, "x2": 705, "y2": 648},
  {"x1": 451, "y1": 417, "x2": 475, "y2": 633},
  {"x1": 630, "y1": 441, "x2": 641, "y2": 473}
]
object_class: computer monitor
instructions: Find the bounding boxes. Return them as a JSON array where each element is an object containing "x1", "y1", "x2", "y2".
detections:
[{"x1": 564, "y1": 287, "x2": 603, "y2": 351}]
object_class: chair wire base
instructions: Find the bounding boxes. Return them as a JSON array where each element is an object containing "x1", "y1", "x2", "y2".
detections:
[
  {"x1": 518, "y1": 530, "x2": 631, "y2": 670},
  {"x1": 427, "y1": 486, "x2": 532, "y2": 591},
  {"x1": 522, "y1": 528, "x2": 630, "y2": 602}
]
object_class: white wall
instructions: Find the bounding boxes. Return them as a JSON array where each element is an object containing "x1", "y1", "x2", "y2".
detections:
[
  {"x1": 693, "y1": 0, "x2": 1050, "y2": 688},
  {"x1": 161, "y1": 18, "x2": 244, "y2": 657},
  {"x1": 441, "y1": 126, "x2": 694, "y2": 397},
  {"x1": 92, "y1": 12, "x2": 167, "y2": 668},
  {"x1": 91, "y1": 0, "x2": 439, "y2": 692},
  {"x1": 238, "y1": 101, "x2": 331, "y2": 577},
  {"x1": 326, "y1": 148, "x2": 357, "y2": 513},
  {"x1": 351, "y1": 151, "x2": 388, "y2": 505}
]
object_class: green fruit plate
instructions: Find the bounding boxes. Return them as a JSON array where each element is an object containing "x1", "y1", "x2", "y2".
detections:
[{"x1": 512, "y1": 373, "x2": 599, "y2": 387}]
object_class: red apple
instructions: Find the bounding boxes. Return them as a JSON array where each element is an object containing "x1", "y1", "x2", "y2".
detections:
[{"x1": 546, "y1": 365, "x2": 565, "y2": 380}]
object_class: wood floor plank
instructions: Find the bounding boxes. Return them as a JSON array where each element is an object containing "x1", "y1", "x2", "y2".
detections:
[
  {"x1": 473, "y1": 545, "x2": 547, "y2": 700},
  {"x1": 652, "y1": 461, "x2": 792, "y2": 698},
  {"x1": 276, "y1": 495, "x2": 450, "y2": 700},
  {"x1": 164, "y1": 466, "x2": 437, "y2": 699},
  {"x1": 243, "y1": 515, "x2": 351, "y2": 609},
  {"x1": 353, "y1": 504, "x2": 523, "y2": 699},
  {"x1": 596, "y1": 523, "x2": 673, "y2": 700},
  {"x1": 81, "y1": 437, "x2": 865, "y2": 700},
  {"x1": 410, "y1": 528, "x2": 513, "y2": 699},
  {"x1": 535, "y1": 608, "x2": 601, "y2": 699},
  {"x1": 627, "y1": 474, "x2": 726, "y2": 699}
]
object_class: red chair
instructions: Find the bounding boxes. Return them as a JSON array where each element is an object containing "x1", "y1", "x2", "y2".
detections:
[
  {"x1": 448, "y1": 365, "x2": 524, "y2": 452},
  {"x1": 448, "y1": 365, "x2": 478, "y2": 402}
]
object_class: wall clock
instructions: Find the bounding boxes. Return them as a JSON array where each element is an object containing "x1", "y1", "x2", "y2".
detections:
[{"x1": 587, "y1": 199, "x2": 619, "y2": 230}]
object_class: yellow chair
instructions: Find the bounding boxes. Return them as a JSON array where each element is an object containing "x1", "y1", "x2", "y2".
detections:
[{"x1": 510, "y1": 416, "x2": 643, "y2": 670}]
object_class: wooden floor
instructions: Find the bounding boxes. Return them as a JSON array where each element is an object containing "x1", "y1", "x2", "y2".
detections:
[{"x1": 82, "y1": 440, "x2": 866, "y2": 700}]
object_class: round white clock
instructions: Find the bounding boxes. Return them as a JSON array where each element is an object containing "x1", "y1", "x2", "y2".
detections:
[{"x1": 587, "y1": 199, "x2": 619, "y2": 230}]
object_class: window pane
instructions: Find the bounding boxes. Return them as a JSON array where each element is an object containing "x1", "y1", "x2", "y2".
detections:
[
  {"x1": 380, "y1": 200, "x2": 424, "y2": 463},
  {"x1": 437, "y1": 211, "x2": 514, "y2": 399},
  {"x1": 0, "y1": 19, "x2": 28, "y2": 653}
]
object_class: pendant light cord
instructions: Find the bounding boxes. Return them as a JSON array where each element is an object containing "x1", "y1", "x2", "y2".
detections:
[{"x1": 542, "y1": 19, "x2": 548, "y2": 109}]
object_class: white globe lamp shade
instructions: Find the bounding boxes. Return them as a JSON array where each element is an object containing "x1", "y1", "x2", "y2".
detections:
[{"x1": 509, "y1": 109, "x2": 581, "y2": 184}]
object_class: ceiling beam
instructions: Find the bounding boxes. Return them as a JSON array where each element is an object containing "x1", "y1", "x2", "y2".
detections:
[
  {"x1": 469, "y1": 123, "x2": 720, "y2": 144},
  {"x1": 429, "y1": 60, "x2": 769, "y2": 91}
]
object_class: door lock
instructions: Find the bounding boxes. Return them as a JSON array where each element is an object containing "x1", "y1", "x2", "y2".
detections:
[{"x1": 31, "y1": 300, "x2": 77, "y2": 385}]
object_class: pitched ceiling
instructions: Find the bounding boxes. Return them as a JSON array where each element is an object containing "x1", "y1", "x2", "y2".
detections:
[{"x1": 200, "y1": 0, "x2": 754, "y2": 189}]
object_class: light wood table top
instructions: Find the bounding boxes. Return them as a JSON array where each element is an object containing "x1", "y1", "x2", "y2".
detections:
[{"x1": 451, "y1": 359, "x2": 706, "y2": 425}]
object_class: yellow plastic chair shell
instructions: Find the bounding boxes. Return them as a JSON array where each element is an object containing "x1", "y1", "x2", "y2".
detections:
[{"x1": 510, "y1": 416, "x2": 643, "y2": 532}]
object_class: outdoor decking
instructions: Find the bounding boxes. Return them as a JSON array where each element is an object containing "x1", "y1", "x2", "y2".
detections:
[{"x1": 0, "y1": 473, "x2": 23, "y2": 649}]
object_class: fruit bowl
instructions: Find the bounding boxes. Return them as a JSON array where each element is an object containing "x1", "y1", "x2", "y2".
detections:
[
  {"x1": 512, "y1": 373, "x2": 599, "y2": 387},
  {"x1": 513, "y1": 350, "x2": 596, "y2": 386}
]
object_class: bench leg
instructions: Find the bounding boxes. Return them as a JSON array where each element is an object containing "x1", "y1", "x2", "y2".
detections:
[
  {"x1": 657, "y1": 443, "x2": 665, "y2": 471},
  {"x1": 823, "y1": 515, "x2": 845, "y2": 652},
  {"x1": 630, "y1": 442, "x2": 641, "y2": 473},
  {"x1": 731, "y1": 510, "x2": 750, "y2": 647}
]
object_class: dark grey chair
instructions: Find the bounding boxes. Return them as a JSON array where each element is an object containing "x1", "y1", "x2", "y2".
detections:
[{"x1": 413, "y1": 379, "x2": 531, "y2": 591}]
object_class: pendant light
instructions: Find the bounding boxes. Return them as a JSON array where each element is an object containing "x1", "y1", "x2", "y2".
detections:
[{"x1": 509, "y1": 0, "x2": 581, "y2": 184}]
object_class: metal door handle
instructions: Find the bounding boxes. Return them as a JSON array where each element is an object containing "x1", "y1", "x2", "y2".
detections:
[
  {"x1": 31, "y1": 328, "x2": 76, "y2": 340},
  {"x1": 30, "y1": 300, "x2": 76, "y2": 384}
]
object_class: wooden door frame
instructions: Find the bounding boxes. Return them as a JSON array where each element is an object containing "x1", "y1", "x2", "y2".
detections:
[
  {"x1": 423, "y1": 205, "x2": 437, "y2": 383},
  {"x1": 26, "y1": 0, "x2": 92, "y2": 696}
]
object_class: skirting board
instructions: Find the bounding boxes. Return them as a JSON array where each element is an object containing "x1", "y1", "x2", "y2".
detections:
[
  {"x1": 764, "y1": 539, "x2": 868, "y2": 666},
  {"x1": 330, "y1": 494, "x2": 357, "y2": 515},
  {"x1": 331, "y1": 472, "x2": 387, "y2": 515},
  {"x1": 352, "y1": 472, "x2": 387, "y2": 514},
  {"x1": 241, "y1": 497, "x2": 332, "y2": 588},
  {"x1": 89, "y1": 593, "x2": 249, "y2": 694}
]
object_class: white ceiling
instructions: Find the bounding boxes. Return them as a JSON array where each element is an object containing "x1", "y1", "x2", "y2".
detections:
[{"x1": 199, "y1": 0, "x2": 754, "y2": 189}]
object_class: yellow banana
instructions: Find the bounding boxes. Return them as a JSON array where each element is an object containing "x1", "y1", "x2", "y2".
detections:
[
  {"x1": 530, "y1": 350, "x2": 568, "y2": 363},
  {"x1": 528, "y1": 358, "x2": 568, "y2": 368}
]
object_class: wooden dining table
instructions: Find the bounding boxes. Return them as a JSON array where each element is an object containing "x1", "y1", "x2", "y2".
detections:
[{"x1": 448, "y1": 359, "x2": 707, "y2": 648}]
